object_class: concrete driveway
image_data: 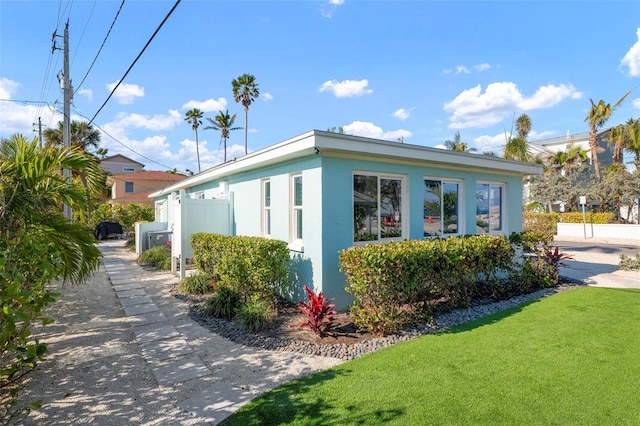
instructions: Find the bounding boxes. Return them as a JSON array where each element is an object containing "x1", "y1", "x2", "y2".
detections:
[{"x1": 554, "y1": 237, "x2": 640, "y2": 289}]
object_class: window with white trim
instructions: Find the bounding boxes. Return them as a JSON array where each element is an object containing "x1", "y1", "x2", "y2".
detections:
[
  {"x1": 476, "y1": 182, "x2": 504, "y2": 234},
  {"x1": 261, "y1": 179, "x2": 271, "y2": 237},
  {"x1": 290, "y1": 174, "x2": 303, "y2": 243},
  {"x1": 353, "y1": 173, "x2": 405, "y2": 243},
  {"x1": 123, "y1": 167, "x2": 135, "y2": 173},
  {"x1": 424, "y1": 178, "x2": 461, "y2": 237},
  {"x1": 194, "y1": 191, "x2": 205, "y2": 199}
]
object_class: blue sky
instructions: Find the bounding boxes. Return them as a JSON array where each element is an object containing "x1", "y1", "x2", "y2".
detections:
[{"x1": 2, "y1": 0, "x2": 640, "y2": 174}]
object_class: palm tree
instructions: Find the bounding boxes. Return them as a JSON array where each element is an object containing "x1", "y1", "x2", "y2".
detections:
[
  {"x1": 503, "y1": 136, "x2": 532, "y2": 162},
  {"x1": 625, "y1": 118, "x2": 640, "y2": 168},
  {"x1": 184, "y1": 108, "x2": 204, "y2": 173},
  {"x1": 0, "y1": 133, "x2": 103, "y2": 280},
  {"x1": 515, "y1": 113, "x2": 532, "y2": 139},
  {"x1": 43, "y1": 120, "x2": 101, "y2": 152},
  {"x1": 204, "y1": 110, "x2": 242, "y2": 163},
  {"x1": 607, "y1": 124, "x2": 629, "y2": 166},
  {"x1": 231, "y1": 74, "x2": 259, "y2": 154},
  {"x1": 585, "y1": 90, "x2": 633, "y2": 180},
  {"x1": 444, "y1": 131, "x2": 477, "y2": 152}
]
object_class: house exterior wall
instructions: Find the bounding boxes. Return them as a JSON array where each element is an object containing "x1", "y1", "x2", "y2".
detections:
[
  {"x1": 100, "y1": 155, "x2": 144, "y2": 175},
  {"x1": 150, "y1": 130, "x2": 539, "y2": 311}
]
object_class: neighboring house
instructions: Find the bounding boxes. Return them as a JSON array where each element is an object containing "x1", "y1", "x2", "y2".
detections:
[
  {"x1": 99, "y1": 154, "x2": 145, "y2": 175},
  {"x1": 527, "y1": 129, "x2": 613, "y2": 168},
  {"x1": 108, "y1": 171, "x2": 186, "y2": 206},
  {"x1": 146, "y1": 130, "x2": 542, "y2": 309}
]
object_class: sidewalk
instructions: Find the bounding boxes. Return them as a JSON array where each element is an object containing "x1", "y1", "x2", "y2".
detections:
[
  {"x1": 23, "y1": 239, "x2": 341, "y2": 425},
  {"x1": 555, "y1": 237, "x2": 640, "y2": 289}
]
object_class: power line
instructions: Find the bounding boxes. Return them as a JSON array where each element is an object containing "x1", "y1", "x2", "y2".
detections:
[
  {"x1": 70, "y1": 0, "x2": 98, "y2": 67},
  {"x1": 88, "y1": 0, "x2": 181, "y2": 125},
  {"x1": 74, "y1": 0, "x2": 126, "y2": 96},
  {"x1": 74, "y1": 108, "x2": 188, "y2": 174}
]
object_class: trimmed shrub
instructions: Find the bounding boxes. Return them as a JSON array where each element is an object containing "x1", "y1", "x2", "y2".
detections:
[
  {"x1": 137, "y1": 246, "x2": 171, "y2": 270},
  {"x1": 201, "y1": 286, "x2": 243, "y2": 319},
  {"x1": 238, "y1": 299, "x2": 274, "y2": 333},
  {"x1": 557, "y1": 212, "x2": 614, "y2": 224},
  {"x1": 340, "y1": 235, "x2": 517, "y2": 335},
  {"x1": 523, "y1": 212, "x2": 559, "y2": 242},
  {"x1": 178, "y1": 273, "x2": 215, "y2": 295},
  {"x1": 191, "y1": 233, "x2": 290, "y2": 303}
]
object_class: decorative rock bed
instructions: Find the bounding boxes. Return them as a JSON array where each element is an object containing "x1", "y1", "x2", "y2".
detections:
[{"x1": 186, "y1": 281, "x2": 583, "y2": 361}]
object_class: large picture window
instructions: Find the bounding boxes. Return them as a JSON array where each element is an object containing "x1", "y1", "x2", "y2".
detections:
[
  {"x1": 424, "y1": 179, "x2": 460, "y2": 237},
  {"x1": 353, "y1": 173, "x2": 405, "y2": 242},
  {"x1": 476, "y1": 182, "x2": 504, "y2": 233}
]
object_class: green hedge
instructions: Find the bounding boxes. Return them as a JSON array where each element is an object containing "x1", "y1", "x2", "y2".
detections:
[
  {"x1": 339, "y1": 235, "x2": 515, "y2": 335},
  {"x1": 191, "y1": 233, "x2": 290, "y2": 304},
  {"x1": 557, "y1": 212, "x2": 614, "y2": 224},
  {"x1": 523, "y1": 212, "x2": 559, "y2": 242}
]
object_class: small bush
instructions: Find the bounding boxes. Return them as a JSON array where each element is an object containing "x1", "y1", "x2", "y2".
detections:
[
  {"x1": 237, "y1": 299, "x2": 274, "y2": 333},
  {"x1": 125, "y1": 238, "x2": 136, "y2": 251},
  {"x1": 137, "y1": 246, "x2": 171, "y2": 270},
  {"x1": 178, "y1": 273, "x2": 215, "y2": 295},
  {"x1": 201, "y1": 286, "x2": 242, "y2": 319},
  {"x1": 619, "y1": 253, "x2": 640, "y2": 271},
  {"x1": 298, "y1": 285, "x2": 337, "y2": 336}
]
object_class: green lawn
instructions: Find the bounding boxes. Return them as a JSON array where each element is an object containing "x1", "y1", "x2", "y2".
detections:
[{"x1": 221, "y1": 287, "x2": 640, "y2": 425}]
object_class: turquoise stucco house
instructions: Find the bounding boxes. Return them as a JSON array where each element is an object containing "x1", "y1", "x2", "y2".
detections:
[{"x1": 146, "y1": 130, "x2": 542, "y2": 310}]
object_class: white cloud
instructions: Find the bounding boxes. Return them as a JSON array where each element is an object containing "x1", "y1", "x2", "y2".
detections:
[
  {"x1": 342, "y1": 120, "x2": 412, "y2": 142},
  {"x1": 455, "y1": 66, "x2": 470, "y2": 74},
  {"x1": 444, "y1": 82, "x2": 582, "y2": 129},
  {"x1": 0, "y1": 77, "x2": 19, "y2": 98},
  {"x1": 105, "y1": 110, "x2": 182, "y2": 133},
  {"x1": 321, "y1": 0, "x2": 344, "y2": 18},
  {"x1": 473, "y1": 133, "x2": 511, "y2": 152},
  {"x1": 393, "y1": 108, "x2": 412, "y2": 120},
  {"x1": 106, "y1": 81, "x2": 144, "y2": 104},
  {"x1": 475, "y1": 63, "x2": 491, "y2": 72},
  {"x1": 518, "y1": 84, "x2": 583, "y2": 109},
  {"x1": 620, "y1": 28, "x2": 640, "y2": 77},
  {"x1": 318, "y1": 79, "x2": 373, "y2": 98},
  {"x1": 77, "y1": 88, "x2": 93, "y2": 101},
  {"x1": 0, "y1": 78, "x2": 61, "y2": 137},
  {"x1": 633, "y1": 98, "x2": 640, "y2": 109},
  {"x1": 262, "y1": 92, "x2": 274, "y2": 101},
  {"x1": 442, "y1": 69, "x2": 453, "y2": 75},
  {"x1": 182, "y1": 98, "x2": 227, "y2": 112}
]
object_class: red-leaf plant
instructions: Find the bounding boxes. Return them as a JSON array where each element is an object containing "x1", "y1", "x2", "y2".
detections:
[
  {"x1": 298, "y1": 285, "x2": 337, "y2": 336},
  {"x1": 544, "y1": 246, "x2": 574, "y2": 268}
]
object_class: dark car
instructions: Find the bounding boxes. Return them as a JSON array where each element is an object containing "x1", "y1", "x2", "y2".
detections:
[{"x1": 94, "y1": 221, "x2": 123, "y2": 240}]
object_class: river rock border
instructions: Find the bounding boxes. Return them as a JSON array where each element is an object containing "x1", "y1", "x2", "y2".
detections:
[{"x1": 185, "y1": 281, "x2": 584, "y2": 361}]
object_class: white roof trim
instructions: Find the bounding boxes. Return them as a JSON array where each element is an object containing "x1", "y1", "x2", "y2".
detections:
[{"x1": 150, "y1": 130, "x2": 543, "y2": 198}]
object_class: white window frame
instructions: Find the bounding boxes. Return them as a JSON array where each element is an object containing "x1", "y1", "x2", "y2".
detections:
[
  {"x1": 289, "y1": 173, "x2": 303, "y2": 251},
  {"x1": 261, "y1": 179, "x2": 271, "y2": 238},
  {"x1": 423, "y1": 177, "x2": 464, "y2": 238},
  {"x1": 123, "y1": 167, "x2": 135, "y2": 173},
  {"x1": 352, "y1": 172, "x2": 408, "y2": 245},
  {"x1": 194, "y1": 191, "x2": 205, "y2": 199},
  {"x1": 476, "y1": 181, "x2": 506, "y2": 235}
]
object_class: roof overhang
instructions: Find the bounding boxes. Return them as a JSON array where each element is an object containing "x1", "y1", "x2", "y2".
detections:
[{"x1": 150, "y1": 130, "x2": 543, "y2": 198}]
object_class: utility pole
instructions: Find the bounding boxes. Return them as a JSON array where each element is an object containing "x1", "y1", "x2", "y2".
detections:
[{"x1": 54, "y1": 20, "x2": 73, "y2": 219}]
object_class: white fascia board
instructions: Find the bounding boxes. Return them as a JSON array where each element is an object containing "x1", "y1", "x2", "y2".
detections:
[
  {"x1": 149, "y1": 131, "x2": 318, "y2": 198},
  {"x1": 313, "y1": 131, "x2": 543, "y2": 176}
]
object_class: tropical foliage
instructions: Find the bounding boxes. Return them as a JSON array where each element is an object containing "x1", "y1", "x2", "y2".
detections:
[
  {"x1": 184, "y1": 108, "x2": 204, "y2": 173},
  {"x1": 43, "y1": 120, "x2": 101, "y2": 153},
  {"x1": 584, "y1": 90, "x2": 632, "y2": 180},
  {"x1": 231, "y1": 73, "x2": 260, "y2": 154},
  {"x1": 204, "y1": 110, "x2": 241, "y2": 163},
  {"x1": 0, "y1": 134, "x2": 102, "y2": 421}
]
